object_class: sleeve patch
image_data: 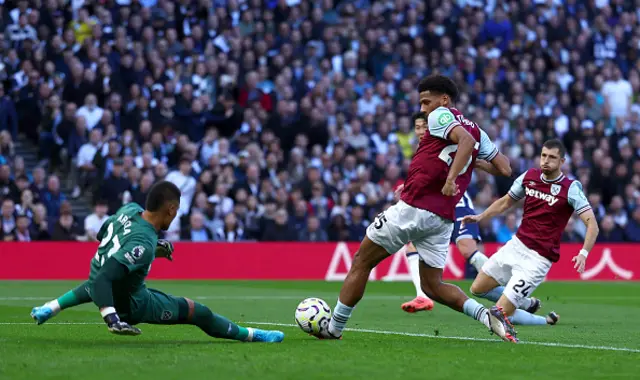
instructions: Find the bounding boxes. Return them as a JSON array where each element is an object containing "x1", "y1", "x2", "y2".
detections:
[{"x1": 131, "y1": 246, "x2": 146, "y2": 260}]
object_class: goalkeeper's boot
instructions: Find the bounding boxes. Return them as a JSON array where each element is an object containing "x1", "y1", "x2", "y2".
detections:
[
  {"x1": 526, "y1": 297, "x2": 542, "y2": 314},
  {"x1": 251, "y1": 329, "x2": 284, "y2": 343},
  {"x1": 546, "y1": 311, "x2": 559, "y2": 325},
  {"x1": 488, "y1": 306, "x2": 518, "y2": 343},
  {"x1": 401, "y1": 296, "x2": 434, "y2": 313},
  {"x1": 30, "y1": 306, "x2": 55, "y2": 325}
]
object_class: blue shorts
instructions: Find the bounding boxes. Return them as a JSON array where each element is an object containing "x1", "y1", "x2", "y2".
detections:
[{"x1": 452, "y1": 206, "x2": 481, "y2": 243}]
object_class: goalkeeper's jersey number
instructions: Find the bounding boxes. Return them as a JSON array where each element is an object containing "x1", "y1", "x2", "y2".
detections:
[{"x1": 94, "y1": 222, "x2": 121, "y2": 267}]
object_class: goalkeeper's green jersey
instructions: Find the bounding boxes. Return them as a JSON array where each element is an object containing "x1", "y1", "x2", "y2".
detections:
[{"x1": 88, "y1": 203, "x2": 158, "y2": 298}]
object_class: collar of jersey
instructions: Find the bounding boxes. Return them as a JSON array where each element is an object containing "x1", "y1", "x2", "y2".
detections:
[{"x1": 540, "y1": 172, "x2": 565, "y2": 183}]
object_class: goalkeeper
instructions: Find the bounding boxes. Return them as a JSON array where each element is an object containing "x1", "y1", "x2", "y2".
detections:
[{"x1": 30, "y1": 181, "x2": 284, "y2": 343}]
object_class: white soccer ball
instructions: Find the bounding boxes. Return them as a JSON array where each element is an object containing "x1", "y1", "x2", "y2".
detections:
[{"x1": 295, "y1": 298, "x2": 332, "y2": 335}]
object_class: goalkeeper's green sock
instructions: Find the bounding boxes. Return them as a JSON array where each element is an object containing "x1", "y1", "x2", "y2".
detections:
[
  {"x1": 191, "y1": 302, "x2": 252, "y2": 341},
  {"x1": 45, "y1": 283, "x2": 92, "y2": 315}
]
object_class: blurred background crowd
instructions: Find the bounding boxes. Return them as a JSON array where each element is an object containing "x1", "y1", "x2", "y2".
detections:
[{"x1": 1, "y1": 0, "x2": 640, "y2": 244}]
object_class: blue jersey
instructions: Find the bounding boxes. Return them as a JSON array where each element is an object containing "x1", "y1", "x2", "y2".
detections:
[{"x1": 452, "y1": 191, "x2": 481, "y2": 243}]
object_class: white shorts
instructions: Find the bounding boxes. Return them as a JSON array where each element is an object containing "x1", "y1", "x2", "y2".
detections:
[
  {"x1": 481, "y1": 235, "x2": 552, "y2": 307},
  {"x1": 366, "y1": 200, "x2": 453, "y2": 269}
]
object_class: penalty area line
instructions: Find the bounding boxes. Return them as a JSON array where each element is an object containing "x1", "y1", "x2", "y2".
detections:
[
  {"x1": 2, "y1": 320, "x2": 639, "y2": 354},
  {"x1": 245, "y1": 322, "x2": 640, "y2": 354}
]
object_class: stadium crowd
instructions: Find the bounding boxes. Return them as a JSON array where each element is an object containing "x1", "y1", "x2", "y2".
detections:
[{"x1": 1, "y1": 0, "x2": 640, "y2": 243}]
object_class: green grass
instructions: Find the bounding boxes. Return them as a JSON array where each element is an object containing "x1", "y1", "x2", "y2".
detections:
[{"x1": 1, "y1": 281, "x2": 639, "y2": 379}]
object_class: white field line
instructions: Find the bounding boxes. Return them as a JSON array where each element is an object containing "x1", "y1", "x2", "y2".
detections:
[
  {"x1": 0, "y1": 295, "x2": 639, "y2": 301},
  {"x1": 0, "y1": 320, "x2": 638, "y2": 354}
]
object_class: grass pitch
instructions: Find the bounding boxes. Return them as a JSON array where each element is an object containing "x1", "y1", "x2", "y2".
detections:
[{"x1": 1, "y1": 280, "x2": 639, "y2": 379}]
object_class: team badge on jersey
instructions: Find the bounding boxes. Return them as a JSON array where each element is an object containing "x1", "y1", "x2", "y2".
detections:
[
  {"x1": 551, "y1": 184, "x2": 561, "y2": 196},
  {"x1": 132, "y1": 246, "x2": 145, "y2": 260},
  {"x1": 161, "y1": 310, "x2": 173, "y2": 320}
]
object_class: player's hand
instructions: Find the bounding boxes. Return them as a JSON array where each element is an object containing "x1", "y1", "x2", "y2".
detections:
[
  {"x1": 441, "y1": 179, "x2": 459, "y2": 197},
  {"x1": 572, "y1": 254, "x2": 587, "y2": 273},
  {"x1": 156, "y1": 239, "x2": 175, "y2": 261},
  {"x1": 460, "y1": 214, "x2": 481, "y2": 228},
  {"x1": 108, "y1": 321, "x2": 142, "y2": 336},
  {"x1": 394, "y1": 183, "x2": 405, "y2": 201},
  {"x1": 103, "y1": 312, "x2": 142, "y2": 336}
]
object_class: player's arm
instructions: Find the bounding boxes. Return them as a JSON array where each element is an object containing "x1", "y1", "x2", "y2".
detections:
[
  {"x1": 427, "y1": 107, "x2": 475, "y2": 195},
  {"x1": 461, "y1": 172, "x2": 525, "y2": 226},
  {"x1": 568, "y1": 182, "x2": 599, "y2": 273},
  {"x1": 92, "y1": 258, "x2": 141, "y2": 335},
  {"x1": 475, "y1": 129, "x2": 512, "y2": 177}
]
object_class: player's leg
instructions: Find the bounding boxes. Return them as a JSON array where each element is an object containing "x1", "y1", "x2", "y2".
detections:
[
  {"x1": 401, "y1": 242, "x2": 434, "y2": 313},
  {"x1": 327, "y1": 203, "x2": 409, "y2": 338},
  {"x1": 31, "y1": 282, "x2": 92, "y2": 325},
  {"x1": 415, "y1": 225, "x2": 517, "y2": 343},
  {"x1": 137, "y1": 289, "x2": 284, "y2": 343}
]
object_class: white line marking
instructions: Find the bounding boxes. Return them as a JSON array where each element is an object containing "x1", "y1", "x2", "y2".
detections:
[
  {"x1": 1, "y1": 295, "x2": 639, "y2": 301},
  {"x1": 0, "y1": 295, "x2": 408, "y2": 301},
  {"x1": 245, "y1": 322, "x2": 640, "y2": 354},
  {"x1": 2, "y1": 321, "x2": 638, "y2": 353}
]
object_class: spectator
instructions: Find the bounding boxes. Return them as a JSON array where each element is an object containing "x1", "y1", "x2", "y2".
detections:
[
  {"x1": 299, "y1": 216, "x2": 328, "y2": 242},
  {"x1": 348, "y1": 206, "x2": 368, "y2": 242},
  {"x1": 214, "y1": 213, "x2": 245, "y2": 242},
  {"x1": 327, "y1": 209, "x2": 350, "y2": 242},
  {"x1": 101, "y1": 159, "x2": 130, "y2": 215},
  {"x1": 597, "y1": 215, "x2": 625, "y2": 242},
  {"x1": 496, "y1": 213, "x2": 518, "y2": 244},
  {"x1": 71, "y1": 128, "x2": 102, "y2": 198},
  {"x1": 0, "y1": 163, "x2": 20, "y2": 203},
  {"x1": 601, "y1": 66, "x2": 633, "y2": 120},
  {"x1": 31, "y1": 203, "x2": 51, "y2": 241},
  {"x1": 75, "y1": 94, "x2": 104, "y2": 131},
  {"x1": 11, "y1": 214, "x2": 32, "y2": 242},
  {"x1": 51, "y1": 210, "x2": 83, "y2": 241},
  {"x1": 84, "y1": 200, "x2": 110, "y2": 241},
  {"x1": 182, "y1": 211, "x2": 214, "y2": 242},
  {"x1": 15, "y1": 188, "x2": 35, "y2": 220},
  {"x1": 1, "y1": 198, "x2": 16, "y2": 240},
  {"x1": 0, "y1": 131, "x2": 16, "y2": 160},
  {"x1": 42, "y1": 175, "x2": 65, "y2": 219},
  {"x1": 261, "y1": 209, "x2": 296, "y2": 242},
  {"x1": 0, "y1": 84, "x2": 19, "y2": 139},
  {"x1": 624, "y1": 208, "x2": 640, "y2": 243},
  {"x1": 561, "y1": 217, "x2": 582, "y2": 243},
  {"x1": 165, "y1": 156, "x2": 197, "y2": 216}
]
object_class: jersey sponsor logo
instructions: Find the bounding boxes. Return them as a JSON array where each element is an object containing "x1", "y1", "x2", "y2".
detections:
[
  {"x1": 161, "y1": 310, "x2": 173, "y2": 321},
  {"x1": 525, "y1": 187, "x2": 560, "y2": 206},
  {"x1": 551, "y1": 184, "x2": 561, "y2": 196},
  {"x1": 438, "y1": 112, "x2": 453, "y2": 126},
  {"x1": 132, "y1": 246, "x2": 145, "y2": 259},
  {"x1": 528, "y1": 181, "x2": 536, "y2": 186}
]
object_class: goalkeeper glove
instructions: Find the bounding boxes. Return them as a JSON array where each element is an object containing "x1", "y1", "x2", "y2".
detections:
[
  {"x1": 156, "y1": 239, "x2": 175, "y2": 261},
  {"x1": 103, "y1": 311, "x2": 142, "y2": 336}
]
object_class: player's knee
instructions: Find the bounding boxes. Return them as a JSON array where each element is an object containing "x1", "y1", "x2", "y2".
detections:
[{"x1": 469, "y1": 282, "x2": 484, "y2": 297}]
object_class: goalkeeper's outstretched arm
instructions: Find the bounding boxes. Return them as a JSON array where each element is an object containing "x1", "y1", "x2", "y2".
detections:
[{"x1": 92, "y1": 259, "x2": 141, "y2": 335}]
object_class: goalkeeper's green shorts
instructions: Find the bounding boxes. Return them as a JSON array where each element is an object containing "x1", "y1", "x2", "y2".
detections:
[{"x1": 119, "y1": 288, "x2": 186, "y2": 325}]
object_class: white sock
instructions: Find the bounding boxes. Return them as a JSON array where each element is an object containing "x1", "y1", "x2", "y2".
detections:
[
  {"x1": 407, "y1": 253, "x2": 427, "y2": 298},
  {"x1": 468, "y1": 251, "x2": 489, "y2": 272},
  {"x1": 44, "y1": 300, "x2": 61, "y2": 315},
  {"x1": 328, "y1": 300, "x2": 353, "y2": 337},
  {"x1": 246, "y1": 327, "x2": 255, "y2": 342},
  {"x1": 462, "y1": 298, "x2": 490, "y2": 329}
]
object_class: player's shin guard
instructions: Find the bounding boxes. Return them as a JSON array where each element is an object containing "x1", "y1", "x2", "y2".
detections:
[
  {"x1": 472, "y1": 287, "x2": 505, "y2": 303},
  {"x1": 188, "y1": 302, "x2": 251, "y2": 341},
  {"x1": 508, "y1": 310, "x2": 547, "y2": 325},
  {"x1": 406, "y1": 252, "x2": 427, "y2": 298}
]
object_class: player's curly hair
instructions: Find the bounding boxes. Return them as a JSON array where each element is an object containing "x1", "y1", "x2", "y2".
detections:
[
  {"x1": 412, "y1": 111, "x2": 427, "y2": 123},
  {"x1": 417, "y1": 75, "x2": 459, "y2": 101},
  {"x1": 145, "y1": 180, "x2": 181, "y2": 212}
]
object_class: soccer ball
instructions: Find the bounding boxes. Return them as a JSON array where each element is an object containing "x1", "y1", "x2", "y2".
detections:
[{"x1": 295, "y1": 298, "x2": 332, "y2": 335}]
